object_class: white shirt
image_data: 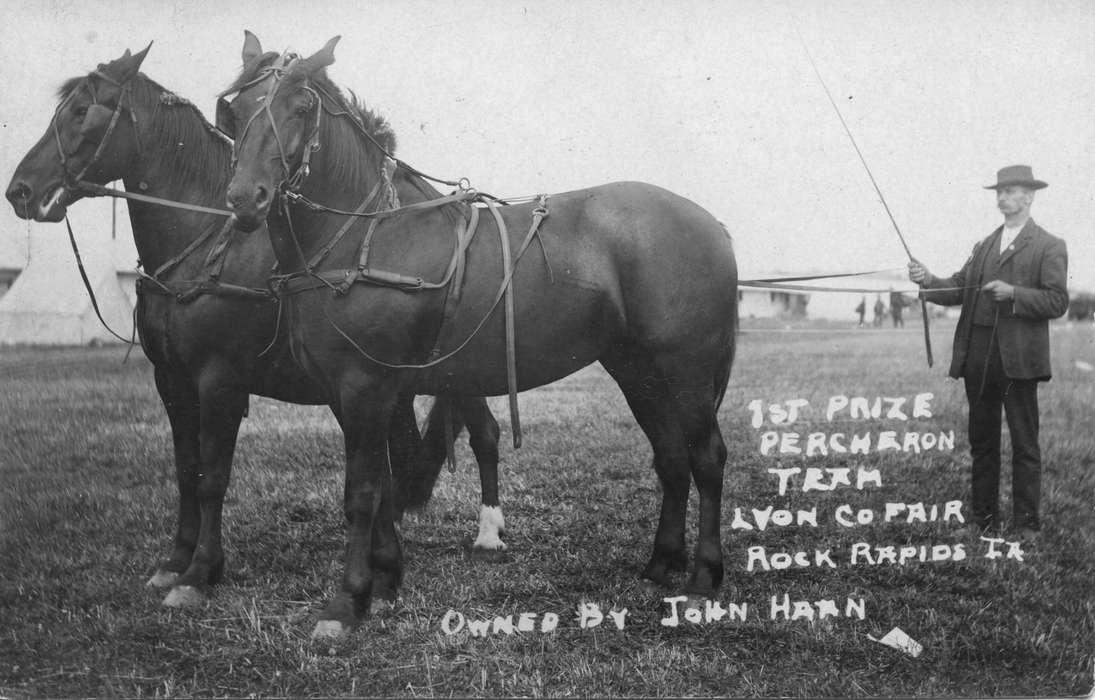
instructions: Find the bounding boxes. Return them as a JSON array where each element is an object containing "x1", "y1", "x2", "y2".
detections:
[{"x1": 1000, "y1": 223, "x2": 1024, "y2": 254}]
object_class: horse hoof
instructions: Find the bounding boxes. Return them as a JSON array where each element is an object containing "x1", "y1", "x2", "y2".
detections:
[
  {"x1": 371, "y1": 597, "x2": 400, "y2": 616},
  {"x1": 146, "y1": 570, "x2": 180, "y2": 588},
  {"x1": 637, "y1": 580, "x2": 664, "y2": 597},
  {"x1": 163, "y1": 585, "x2": 206, "y2": 608},
  {"x1": 311, "y1": 619, "x2": 348, "y2": 639},
  {"x1": 471, "y1": 536, "x2": 508, "y2": 552}
]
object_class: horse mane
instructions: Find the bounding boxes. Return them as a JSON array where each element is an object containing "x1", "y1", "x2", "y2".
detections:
[
  {"x1": 313, "y1": 78, "x2": 399, "y2": 189},
  {"x1": 60, "y1": 69, "x2": 233, "y2": 200},
  {"x1": 221, "y1": 53, "x2": 398, "y2": 187}
]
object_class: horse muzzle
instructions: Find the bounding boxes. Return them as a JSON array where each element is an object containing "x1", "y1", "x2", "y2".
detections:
[
  {"x1": 5, "y1": 179, "x2": 73, "y2": 222},
  {"x1": 225, "y1": 180, "x2": 273, "y2": 233}
]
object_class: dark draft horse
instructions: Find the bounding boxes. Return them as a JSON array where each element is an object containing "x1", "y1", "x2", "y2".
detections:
[
  {"x1": 220, "y1": 33, "x2": 739, "y2": 638},
  {"x1": 4, "y1": 45, "x2": 508, "y2": 611}
]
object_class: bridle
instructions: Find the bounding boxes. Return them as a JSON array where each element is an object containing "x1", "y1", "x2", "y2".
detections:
[
  {"x1": 220, "y1": 54, "x2": 324, "y2": 195},
  {"x1": 52, "y1": 66, "x2": 142, "y2": 192}
]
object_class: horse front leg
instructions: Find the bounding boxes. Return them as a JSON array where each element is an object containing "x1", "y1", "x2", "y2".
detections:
[
  {"x1": 147, "y1": 366, "x2": 201, "y2": 590},
  {"x1": 313, "y1": 375, "x2": 403, "y2": 639},
  {"x1": 162, "y1": 364, "x2": 248, "y2": 608}
]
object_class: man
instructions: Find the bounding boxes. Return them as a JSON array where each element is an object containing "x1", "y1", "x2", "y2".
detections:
[
  {"x1": 908, "y1": 165, "x2": 1068, "y2": 540},
  {"x1": 890, "y1": 289, "x2": 906, "y2": 328}
]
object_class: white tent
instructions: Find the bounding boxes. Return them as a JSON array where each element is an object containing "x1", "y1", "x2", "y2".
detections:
[{"x1": 0, "y1": 198, "x2": 136, "y2": 345}]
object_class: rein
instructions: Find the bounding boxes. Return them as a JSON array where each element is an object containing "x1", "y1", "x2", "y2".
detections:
[
  {"x1": 76, "y1": 180, "x2": 232, "y2": 216},
  {"x1": 63, "y1": 215, "x2": 138, "y2": 345}
]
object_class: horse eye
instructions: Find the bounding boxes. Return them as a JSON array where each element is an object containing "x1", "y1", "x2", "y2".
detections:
[{"x1": 74, "y1": 106, "x2": 88, "y2": 117}]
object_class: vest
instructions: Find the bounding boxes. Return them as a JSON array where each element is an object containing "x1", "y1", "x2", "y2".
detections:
[{"x1": 972, "y1": 230, "x2": 1003, "y2": 326}]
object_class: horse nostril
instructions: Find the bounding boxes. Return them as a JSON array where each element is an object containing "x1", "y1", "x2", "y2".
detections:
[
  {"x1": 6, "y1": 182, "x2": 32, "y2": 205},
  {"x1": 255, "y1": 184, "x2": 271, "y2": 209}
]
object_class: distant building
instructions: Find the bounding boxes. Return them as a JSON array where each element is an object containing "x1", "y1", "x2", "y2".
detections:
[{"x1": 737, "y1": 288, "x2": 808, "y2": 319}]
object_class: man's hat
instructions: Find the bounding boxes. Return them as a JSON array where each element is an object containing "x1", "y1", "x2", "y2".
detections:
[{"x1": 984, "y1": 164, "x2": 1048, "y2": 190}]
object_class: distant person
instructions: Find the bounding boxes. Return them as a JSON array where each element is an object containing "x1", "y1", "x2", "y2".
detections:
[
  {"x1": 873, "y1": 296, "x2": 885, "y2": 327},
  {"x1": 908, "y1": 165, "x2": 1068, "y2": 540},
  {"x1": 855, "y1": 297, "x2": 866, "y2": 327},
  {"x1": 890, "y1": 290, "x2": 905, "y2": 328}
]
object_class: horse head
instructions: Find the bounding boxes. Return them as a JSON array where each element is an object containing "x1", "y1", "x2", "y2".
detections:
[
  {"x1": 6, "y1": 44, "x2": 152, "y2": 222},
  {"x1": 222, "y1": 33, "x2": 341, "y2": 233}
]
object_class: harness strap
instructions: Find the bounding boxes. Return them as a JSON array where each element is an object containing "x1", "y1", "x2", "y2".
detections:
[
  {"x1": 203, "y1": 223, "x2": 237, "y2": 280},
  {"x1": 283, "y1": 187, "x2": 476, "y2": 220},
  {"x1": 314, "y1": 197, "x2": 551, "y2": 382},
  {"x1": 152, "y1": 218, "x2": 232, "y2": 279},
  {"x1": 138, "y1": 274, "x2": 274, "y2": 304},
  {"x1": 426, "y1": 205, "x2": 480, "y2": 361},
  {"x1": 484, "y1": 200, "x2": 522, "y2": 449},
  {"x1": 306, "y1": 176, "x2": 387, "y2": 270},
  {"x1": 443, "y1": 399, "x2": 457, "y2": 474}
]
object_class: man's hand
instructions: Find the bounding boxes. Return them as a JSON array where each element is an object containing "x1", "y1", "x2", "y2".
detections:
[
  {"x1": 908, "y1": 259, "x2": 931, "y2": 285},
  {"x1": 982, "y1": 280, "x2": 1015, "y2": 301}
]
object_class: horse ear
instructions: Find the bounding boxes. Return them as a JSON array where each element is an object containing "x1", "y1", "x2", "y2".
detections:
[
  {"x1": 111, "y1": 42, "x2": 152, "y2": 84},
  {"x1": 242, "y1": 30, "x2": 263, "y2": 64},
  {"x1": 303, "y1": 35, "x2": 340, "y2": 73}
]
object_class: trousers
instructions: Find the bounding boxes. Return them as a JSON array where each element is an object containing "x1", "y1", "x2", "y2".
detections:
[{"x1": 961, "y1": 325, "x2": 1042, "y2": 530}]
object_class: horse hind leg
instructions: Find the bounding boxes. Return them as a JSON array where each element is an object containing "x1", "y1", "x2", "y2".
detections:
[
  {"x1": 605, "y1": 352, "x2": 729, "y2": 595},
  {"x1": 603, "y1": 359, "x2": 692, "y2": 586},
  {"x1": 680, "y1": 398, "x2": 727, "y2": 596},
  {"x1": 457, "y1": 396, "x2": 506, "y2": 553}
]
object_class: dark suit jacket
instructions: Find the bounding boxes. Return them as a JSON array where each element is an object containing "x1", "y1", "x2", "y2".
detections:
[{"x1": 920, "y1": 219, "x2": 1068, "y2": 381}]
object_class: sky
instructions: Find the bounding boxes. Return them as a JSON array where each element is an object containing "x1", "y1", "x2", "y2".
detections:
[{"x1": 2, "y1": 0, "x2": 1093, "y2": 290}]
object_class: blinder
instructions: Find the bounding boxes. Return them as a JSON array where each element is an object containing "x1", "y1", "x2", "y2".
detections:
[
  {"x1": 79, "y1": 103, "x2": 117, "y2": 143},
  {"x1": 52, "y1": 71, "x2": 135, "y2": 189}
]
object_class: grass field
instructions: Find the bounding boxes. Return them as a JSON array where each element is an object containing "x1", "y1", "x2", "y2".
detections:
[{"x1": 1, "y1": 320, "x2": 1093, "y2": 698}]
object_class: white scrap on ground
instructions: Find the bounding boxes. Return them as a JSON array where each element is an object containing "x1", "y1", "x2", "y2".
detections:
[{"x1": 868, "y1": 627, "x2": 924, "y2": 658}]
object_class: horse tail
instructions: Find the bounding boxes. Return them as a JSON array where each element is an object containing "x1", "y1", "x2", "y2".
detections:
[
  {"x1": 395, "y1": 396, "x2": 466, "y2": 511},
  {"x1": 712, "y1": 277, "x2": 739, "y2": 412}
]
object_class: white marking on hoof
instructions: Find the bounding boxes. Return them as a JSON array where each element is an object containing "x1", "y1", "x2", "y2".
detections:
[
  {"x1": 162, "y1": 585, "x2": 206, "y2": 608},
  {"x1": 146, "y1": 570, "x2": 180, "y2": 588},
  {"x1": 311, "y1": 619, "x2": 348, "y2": 639},
  {"x1": 472, "y1": 504, "x2": 507, "y2": 551}
]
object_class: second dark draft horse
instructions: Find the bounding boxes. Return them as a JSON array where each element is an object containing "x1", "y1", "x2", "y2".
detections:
[{"x1": 220, "y1": 33, "x2": 739, "y2": 638}]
